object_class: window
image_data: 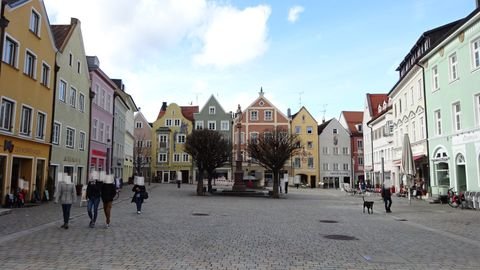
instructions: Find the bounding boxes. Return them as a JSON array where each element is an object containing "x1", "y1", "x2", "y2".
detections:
[
  {"x1": 99, "y1": 122, "x2": 104, "y2": 142},
  {"x1": 177, "y1": 134, "x2": 186, "y2": 143},
  {"x1": 182, "y1": 153, "x2": 189, "y2": 162},
  {"x1": 58, "y1": 80, "x2": 67, "y2": 102},
  {"x1": 306, "y1": 126, "x2": 313, "y2": 134},
  {"x1": 357, "y1": 140, "x2": 363, "y2": 149},
  {"x1": 449, "y1": 53, "x2": 458, "y2": 81},
  {"x1": 78, "y1": 93, "x2": 86, "y2": 112},
  {"x1": 173, "y1": 153, "x2": 180, "y2": 162},
  {"x1": 0, "y1": 98, "x2": 14, "y2": 131},
  {"x1": 399, "y1": 99, "x2": 402, "y2": 113},
  {"x1": 20, "y1": 106, "x2": 32, "y2": 135},
  {"x1": 358, "y1": 156, "x2": 364, "y2": 166},
  {"x1": 307, "y1": 141, "x2": 313, "y2": 149},
  {"x1": 434, "y1": 110, "x2": 442, "y2": 135},
  {"x1": 158, "y1": 134, "x2": 168, "y2": 147},
  {"x1": 195, "y1": 121, "x2": 204, "y2": 130},
  {"x1": 357, "y1": 124, "x2": 362, "y2": 132},
  {"x1": 24, "y1": 51, "x2": 36, "y2": 78},
  {"x1": 264, "y1": 110, "x2": 272, "y2": 121},
  {"x1": 307, "y1": 157, "x2": 314, "y2": 169},
  {"x1": 174, "y1": 119, "x2": 181, "y2": 126},
  {"x1": 333, "y1": 163, "x2": 339, "y2": 171},
  {"x1": 77, "y1": 61, "x2": 81, "y2": 73},
  {"x1": 69, "y1": 87, "x2": 76, "y2": 108},
  {"x1": 343, "y1": 163, "x2": 349, "y2": 171},
  {"x1": 69, "y1": 53, "x2": 73, "y2": 66},
  {"x1": 333, "y1": 128, "x2": 338, "y2": 134},
  {"x1": 208, "y1": 121, "x2": 216, "y2": 130},
  {"x1": 165, "y1": 119, "x2": 172, "y2": 126},
  {"x1": 93, "y1": 84, "x2": 99, "y2": 104},
  {"x1": 452, "y1": 102, "x2": 461, "y2": 132},
  {"x1": 476, "y1": 94, "x2": 480, "y2": 126},
  {"x1": 52, "y1": 122, "x2": 60, "y2": 144},
  {"x1": 412, "y1": 122, "x2": 416, "y2": 142},
  {"x1": 250, "y1": 111, "x2": 258, "y2": 121},
  {"x1": 106, "y1": 95, "x2": 111, "y2": 113},
  {"x1": 250, "y1": 132, "x2": 258, "y2": 144},
  {"x1": 419, "y1": 117, "x2": 425, "y2": 139},
  {"x1": 92, "y1": 119, "x2": 98, "y2": 140},
  {"x1": 220, "y1": 120, "x2": 229, "y2": 131},
  {"x1": 41, "y1": 62, "x2": 50, "y2": 87},
  {"x1": 410, "y1": 87, "x2": 414, "y2": 105},
  {"x1": 322, "y1": 163, "x2": 329, "y2": 171},
  {"x1": 473, "y1": 38, "x2": 480, "y2": 69},
  {"x1": 106, "y1": 125, "x2": 111, "y2": 143},
  {"x1": 35, "y1": 112, "x2": 46, "y2": 139},
  {"x1": 66, "y1": 128, "x2": 75, "y2": 148},
  {"x1": 135, "y1": 122, "x2": 143, "y2": 128},
  {"x1": 294, "y1": 157, "x2": 301, "y2": 168},
  {"x1": 295, "y1": 126, "x2": 301, "y2": 134},
  {"x1": 100, "y1": 89, "x2": 105, "y2": 108},
  {"x1": 333, "y1": 147, "x2": 339, "y2": 155},
  {"x1": 29, "y1": 9, "x2": 40, "y2": 35},
  {"x1": 79, "y1": 132, "x2": 86, "y2": 150},
  {"x1": 418, "y1": 79, "x2": 423, "y2": 100},
  {"x1": 3, "y1": 36, "x2": 18, "y2": 67},
  {"x1": 342, "y1": 147, "x2": 349, "y2": 155},
  {"x1": 432, "y1": 66, "x2": 439, "y2": 90},
  {"x1": 158, "y1": 153, "x2": 167, "y2": 163},
  {"x1": 322, "y1": 147, "x2": 329, "y2": 154},
  {"x1": 209, "y1": 106, "x2": 215, "y2": 115}
]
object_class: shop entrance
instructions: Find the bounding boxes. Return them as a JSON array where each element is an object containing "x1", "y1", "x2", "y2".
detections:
[{"x1": 0, "y1": 156, "x2": 6, "y2": 205}]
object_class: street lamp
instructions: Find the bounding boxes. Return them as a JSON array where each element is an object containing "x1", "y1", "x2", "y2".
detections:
[{"x1": 232, "y1": 105, "x2": 246, "y2": 191}]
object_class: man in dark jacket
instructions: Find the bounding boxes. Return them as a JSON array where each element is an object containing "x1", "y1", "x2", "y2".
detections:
[
  {"x1": 101, "y1": 176, "x2": 116, "y2": 228},
  {"x1": 381, "y1": 184, "x2": 392, "y2": 213},
  {"x1": 86, "y1": 180, "x2": 102, "y2": 228}
]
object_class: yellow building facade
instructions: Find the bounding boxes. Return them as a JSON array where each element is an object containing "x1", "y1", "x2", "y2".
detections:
[
  {"x1": 151, "y1": 103, "x2": 198, "y2": 183},
  {"x1": 0, "y1": 0, "x2": 56, "y2": 204},
  {"x1": 290, "y1": 107, "x2": 319, "y2": 187}
]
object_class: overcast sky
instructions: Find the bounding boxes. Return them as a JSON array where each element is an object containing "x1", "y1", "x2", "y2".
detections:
[{"x1": 44, "y1": 0, "x2": 476, "y2": 123}]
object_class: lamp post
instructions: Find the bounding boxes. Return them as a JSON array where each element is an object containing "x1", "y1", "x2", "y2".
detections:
[{"x1": 232, "y1": 105, "x2": 246, "y2": 191}]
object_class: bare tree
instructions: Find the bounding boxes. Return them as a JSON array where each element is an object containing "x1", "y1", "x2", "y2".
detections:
[
  {"x1": 133, "y1": 134, "x2": 151, "y2": 180},
  {"x1": 184, "y1": 129, "x2": 232, "y2": 195},
  {"x1": 247, "y1": 127, "x2": 301, "y2": 198}
]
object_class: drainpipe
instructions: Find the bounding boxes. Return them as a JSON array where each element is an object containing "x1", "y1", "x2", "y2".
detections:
[
  {"x1": 367, "y1": 122, "x2": 374, "y2": 187},
  {"x1": 416, "y1": 62, "x2": 431, "y2": 191},
  {"x1": 110, "y1": 92, "x2": 117, "y2": 176},
  {"x1": 47, "y1": 58, "x2": 60, "y2": 197},
  {"x1": 86, "y1": 89, "x2": 95, "y2": 183},
  {"x1": 0, "y1": 0, "x2": 10, "y2": 75}
]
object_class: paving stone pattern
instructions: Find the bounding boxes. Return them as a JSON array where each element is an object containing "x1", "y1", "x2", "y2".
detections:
[{"x1": 0, "y1": 184, "x2": 480, "y2": 269}]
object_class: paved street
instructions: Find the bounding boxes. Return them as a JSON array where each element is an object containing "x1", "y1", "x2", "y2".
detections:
[{"x1": 1, "y1": 184, "x2": 480, "y2": 270}]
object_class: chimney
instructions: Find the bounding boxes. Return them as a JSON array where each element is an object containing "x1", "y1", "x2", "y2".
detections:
[
  {"x1": 287, "y1": 108, "x2": 291, "y2": 118},
  {"x1": 161, "y1": 102, "x2": 167, "y2": 111}
]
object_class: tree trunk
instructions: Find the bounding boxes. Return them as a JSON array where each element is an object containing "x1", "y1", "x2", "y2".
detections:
[
  {"x1": 272, "y1": 170, "x2": 279, "y2": 198},
  {"x1": 197, "y1": 170, "x2": 205, "y2": 196}
]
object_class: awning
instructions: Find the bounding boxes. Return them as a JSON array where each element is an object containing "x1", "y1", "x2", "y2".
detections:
[{"x1": 413, "y1": 155, "x2": 426, "y2": 162}]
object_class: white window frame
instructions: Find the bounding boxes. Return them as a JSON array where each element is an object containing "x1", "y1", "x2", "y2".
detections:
[
  {"x1": 135, "y1": 121, "x2": 143, "y2": 128},
  {"x1": 220, "y1": 120, "x2": 229, "y2": 131},
  {"x1": 434, "y1": 109, "x2": 442, "y2": 136},
  {"x1": 250, "y1": 110, "x2": 258, "y2": 121},
  {"x1": 417, "y1": 79, "x2": 423, "y2": 100},
  {"x1": 29, "y1": 8, "x2": 41, "y2": 36},
  {"x1": 307, "y1": 157, "x2": 314, "y2": 169},
  {"x1": 52, "y1": 121, "x2": 61, "y2": 145},
  {"x1": 182, "y1": 153, "x2": 189, "y2": 162},
  {"x1": 69, "y1": 87, "x2": 77, "y2": 108},
  {"x1": 449, "y1": 52, "x2": 458, "y2": 81},
  {"x1": 177, "y1": 134, "x2": 186, "y2": 144},
  {"x1": 343, "y1": 163, "x2": 349, "y2": 171},
  {"x1": 165, "y1": 119, "x2": 172, "y2": 126},
  {"x1": 3, "y1": 35, "x2": 19, "y2": 67},
  {"x1": 24, "y1": 49, "x2": 37, "y2": 79},
  {"x1": 332, "y1": 128, "x2": 338, "y2": 134},
  {"x1": 295, "y1": 126, "x2": 301, "y2": 134},
  {"x1": 174, "y1": 119, "x2": 181, "y2": 126},
  {"x1": 66, "y1": 127, "x2": 75, "y2": 148},
  {"x1": 99, "y1": 121, "x2": 104, "y2": 143},
  {"x1": 419, "y1": 117, "x2": 425, "y2": 139},
  {"x1": 209, "y1": 106, "x2": 215, "y2": 115},
  {"x1": 58, "y1": 80, "x2": 67, "y2": 102},
  {"x1": 41, "y1": 61, "x2": 50, "y2": 87},
  {"x1": 79, "y1": 93, "x2": 85, "y2": 112},
  {"x1": 452, "y1": 102, "x2": 461, "y2": 132},
  {"x1": 472, "y1": 37, "x2": 480, "y2": 70},
  {"x1": 158, "y1": 153, "x2": 167, "y2": 163},
  {"x1": 173, "y1": 153, "x2": 180, "y2": 162},
  {"x1": 208, "y1": 121, "x2": 216, "y2": 130},
  {"x1": 0, "y1": 97, "x2": 15, "y2": 132},
  {"x1": 333, "y1": 163, "x2": 339, "y2": 171},
  {"x1": 92, "y1": 119, "x2": 98, "y2": 141},
  {"x1": 264, "y1": 110, "x2": 273, "y2": 121},
  {"x1": 307, "y1": 126, "x2": 313, "y2": 134},
  {"x1": 79, "y1": 131, "x2": 86, "y2": 151},
  {"x1": 322, "y1": 163, "x2": 329, "y2": 171},
  {"x1": 333, "y1": 147, "x2": 339, "y2": 155},
  {"x1": 195, "y1": 121, "x2": 204, "y2": 130},
  {"x1": 432, "y1": 65, "x2": 439, "y2": 91},
  {"x1": 19, "y1": 105, "x2": 33, "y2": 136},
  {"x1": 35, "y1": 111, "x2": 46, "y2": 140}
]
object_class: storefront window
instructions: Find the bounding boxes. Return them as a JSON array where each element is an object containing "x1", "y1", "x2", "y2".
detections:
[{"x1": 436, "y1": 162, "x2": 449, "y2": 186}]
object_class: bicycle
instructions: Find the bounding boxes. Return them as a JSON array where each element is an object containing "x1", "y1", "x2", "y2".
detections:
[{"x1": 447, "y1": 187, "x2": 465, "y2": 208}]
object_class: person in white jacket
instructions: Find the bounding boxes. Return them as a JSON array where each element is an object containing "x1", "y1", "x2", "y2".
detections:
[{"x1": 55, "y1": 175, "x2": 76, "y2": 229}]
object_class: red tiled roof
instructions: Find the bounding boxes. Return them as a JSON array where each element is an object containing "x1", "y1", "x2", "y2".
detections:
[
  {"x1": 341, "y1": 111, "x2": 363, "y2": 135},
  {"x1": 367, "y1": 94, "x2": 388, "y2": 118},
  {"x1": 51, "y1": 24, "x2": 72, "y2": 50},
  {"x1": 181, "y1": 106, "x2": 199, "y2": 121}
]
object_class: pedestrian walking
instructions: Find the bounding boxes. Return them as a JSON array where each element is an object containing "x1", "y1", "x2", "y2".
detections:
[
  {"x1": 131, "y1": 176, "x2": 147, "y2": 214},
  {"x1": 86, "y1": 179, "x2": 102, "y2": 228},
  {"x1": 101, "y1": 175, "x2": 116, "y2": 228},
  {"x1": 381, "y1": 183, "x2": 392, "y2": 213},
  {"x1": 55, "y1": 175, "x2": 76, "y2": 229}
]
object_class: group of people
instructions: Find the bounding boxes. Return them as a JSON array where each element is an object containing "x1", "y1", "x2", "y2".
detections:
[{"x1": 54, "y1": 175, "x2": 148, "y2": 229}]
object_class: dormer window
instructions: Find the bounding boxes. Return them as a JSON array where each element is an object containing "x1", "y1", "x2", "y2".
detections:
[{"x1": 209, "y1": 106, "x2": 215, "y2": 115}]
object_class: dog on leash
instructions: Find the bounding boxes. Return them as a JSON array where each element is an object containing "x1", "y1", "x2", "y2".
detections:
[{"x1": 363, "y1": 196, "x2": 374, "y2": 214}]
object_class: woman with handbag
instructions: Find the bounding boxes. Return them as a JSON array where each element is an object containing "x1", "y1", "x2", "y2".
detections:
[{"x1": 131, "y1": 176, "x2": 147, "y2": 214}]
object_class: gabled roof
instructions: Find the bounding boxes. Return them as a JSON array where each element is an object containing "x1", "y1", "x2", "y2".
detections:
[
  {"x1": 156, "y1": 103, "x2": 199, "y2": 121},
  {"x1": 366, "y1": 93, "x2": 388, "y2": 118},
  {"x1": 196, "y1": 94, "x2": 229, "y2": 116},
  {"x1": 341, "y1": 111, "x2": 363, "y2": 135},
  {"x1": 317, "y1": 119, "x2": 332, "y2": 134},
  {"x1": 51, "y1": 24, "x2": 72, "y2": 51},
  {"x1": 292, "y1": 106, "x2": 318, "y2": 124},
  {"x1": 243, "y1": 88, "x2": 289, "y2": 122}
]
